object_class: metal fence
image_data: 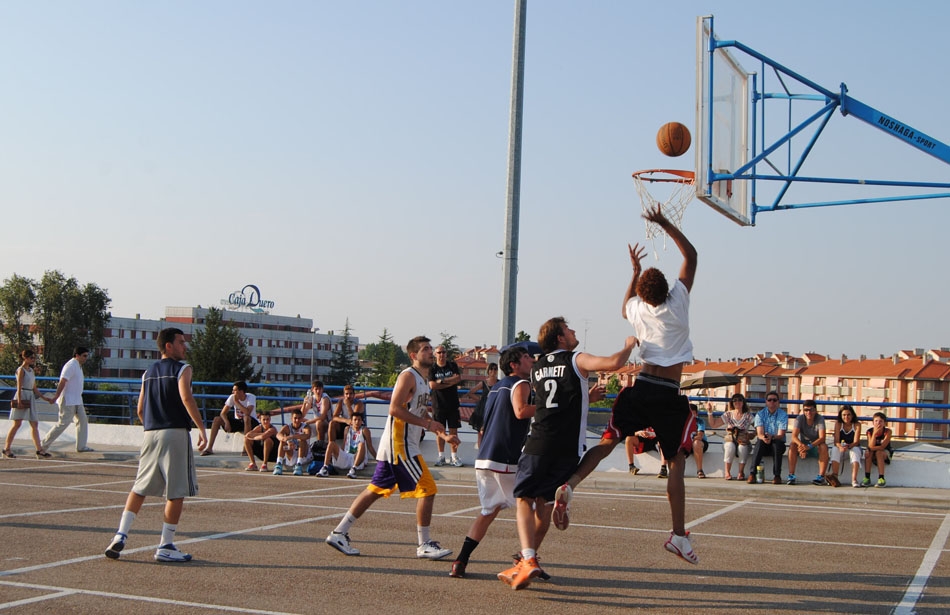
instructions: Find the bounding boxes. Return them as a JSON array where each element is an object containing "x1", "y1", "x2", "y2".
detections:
[{"x1": 2, "y1": 377, "x2": 949, "y2": 445}]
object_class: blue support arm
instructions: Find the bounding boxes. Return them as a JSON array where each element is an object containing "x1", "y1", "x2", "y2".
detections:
[{"x1": 839, "y1": 84, "x2": 950, "y2": 165}]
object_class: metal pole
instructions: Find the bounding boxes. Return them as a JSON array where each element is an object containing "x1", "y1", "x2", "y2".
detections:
[{"x1": 501, "y1": 0, "x2": 527, "y2": 348}]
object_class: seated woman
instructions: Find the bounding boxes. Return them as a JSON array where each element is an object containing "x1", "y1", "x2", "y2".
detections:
[
  {"x1": 863, "y1": 411, "x2": 893, "y2": 488},
  {"x1": 708, "y1": 394, "x2": 755, "y2": 481},
  {"x1": 828, "y1": 405, "x2": 863, "y2": 488}
]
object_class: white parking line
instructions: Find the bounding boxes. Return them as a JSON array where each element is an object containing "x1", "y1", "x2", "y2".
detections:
[
  {"x1": 893, "y1": 512, "x2": 950, "y2": 615},
  {"x1": 0, "y1": 579, "x2": 297, "y2": 614}
]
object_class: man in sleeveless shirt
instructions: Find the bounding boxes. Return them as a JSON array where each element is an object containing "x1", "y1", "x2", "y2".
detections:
[
  {"x1": 325, "y1": 335, "x2": 459, "y2": 559},
  {"x1": 449, "y1": 346, "x2": 536, "y2": 579},
  {"x1": 556, "y1": 205, "x2": 701, "y2": 565},
  {"x1": 104, "y1": 328, "x2": 208, "y2": 562},
  {"x1": 429, "y1": 346, "x2": 463, "y2": 467},
  {"x1": 499, "y1": 318, "x2": 636, "y2": 589}
]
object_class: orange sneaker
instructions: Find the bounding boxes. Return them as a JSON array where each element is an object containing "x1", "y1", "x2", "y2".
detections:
[
  {"x1": 509, "y1": 556, "x2": 541, "y2": 590},
  {"x1": 497, "y1": 562, "x2": 521, "y2": 585}
]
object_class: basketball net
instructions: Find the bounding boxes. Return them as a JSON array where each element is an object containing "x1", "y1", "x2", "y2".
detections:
[{"x1": 631, "y1": 169, "x2": 695, "y2": 258}]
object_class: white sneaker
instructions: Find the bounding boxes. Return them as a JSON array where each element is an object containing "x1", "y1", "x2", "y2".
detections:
[
  {"x1": 434, "y1": 457, "x2": 446, "y2": 467},
  {"x1": 317, "y1": 466, "x2": 330, "y2": 477},
  {"x1": 326, "y1": 531, "x2": 359, "y2": 556},
  {"x1": 664, "y1": 531, "x2": 698, "y2": 564},
  {"x1": 154, "y1": 544, "x2": 192, "y2": 562},
  {"x1": 416, "y1": 540, "x2": 452, "y2": 560},
  {"x1": 346, "y1": 467, "x2": 358, "y2": 479},
  {"x1": 852, "y1": 480, "x2": 861, "y2": 488},
  {"x1": 104, "y1": 533, "x2": 126, "y2": 559},
  {"x1": 552, "y1": 483, "x2": 572, "y2": 531},
  {"x1": 450, "y1": 457, "x2": 463, "y2": 467}
]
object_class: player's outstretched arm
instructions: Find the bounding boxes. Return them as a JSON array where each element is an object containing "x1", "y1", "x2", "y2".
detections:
[
  {"x1": 622, "y1": 243, "x2": 647, "y2": 317},
  {"x1": 576, "y1": 336, "x2": 639, "y2": 376}
]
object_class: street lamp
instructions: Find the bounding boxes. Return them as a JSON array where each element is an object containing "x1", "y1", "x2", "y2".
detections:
[{"x1": 310, "y1": 327, "x2": 320, "y2": 381}]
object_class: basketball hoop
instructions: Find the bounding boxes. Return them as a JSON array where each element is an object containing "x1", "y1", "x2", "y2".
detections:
[{"x1": 631, "y1": 169, "x2": 696, "y2": 256}]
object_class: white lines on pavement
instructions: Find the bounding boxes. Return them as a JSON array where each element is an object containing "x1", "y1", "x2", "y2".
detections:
[
  {"x1": 0, "y1": 579, "x2": 299, "y2": 614},
  {"x1": 686, "y1": 498, "x2": 753, "y2": 530},
  {"x1": 893, "y1": 512, "x2": 950, "y2": 615},
  {"x1": 0, "y1": 512, "x2": 344, "y2": 578}
]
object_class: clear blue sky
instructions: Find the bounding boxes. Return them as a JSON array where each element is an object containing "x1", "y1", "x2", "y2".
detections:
[{"x1": 3, "y1": 1, "x2": 948, "y2": 361}]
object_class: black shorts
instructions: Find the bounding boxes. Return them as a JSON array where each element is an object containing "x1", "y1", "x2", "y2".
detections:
[
  {"x1": 226, "y1": 414, "x2": 259, "y2": 433},
  {"x1": 432, "y1": 405, "x2": 461, "y2": 430},
  {"x1": 251, "y1": 436, "x2": 278, "y2": 462},
  {"x1": 604, "y1": 375, "x2": 692, "y2": 461},
  {"x1": 512, "y1": 453, "x2": 579, "y2": 502}
]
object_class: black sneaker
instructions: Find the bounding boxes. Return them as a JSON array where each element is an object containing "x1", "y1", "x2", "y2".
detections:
[
  {"x1": 104, "y1": 534, "x2": 126, "y2": 559},
  {"x1": 449, "y1": 560, "x2": 467, "y2": 578}
]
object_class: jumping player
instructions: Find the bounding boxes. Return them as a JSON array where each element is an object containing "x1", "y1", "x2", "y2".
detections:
[
  {"x1": 325, "y1": 335, "x2": 459, "y2": 559},
  {"x1": 555, "y1": 204, "x2": 700, "y2": 565}
]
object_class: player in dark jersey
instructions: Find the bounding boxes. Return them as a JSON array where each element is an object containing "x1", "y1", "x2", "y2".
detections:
[
  {"x1": 498, "y1": 317, "x2": 636, "y2": 590},
  {"x1": 104, "y1": 328, "x2": 208, "y2": 563}
]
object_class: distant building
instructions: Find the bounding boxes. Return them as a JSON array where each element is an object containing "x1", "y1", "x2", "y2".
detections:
[
  {"x1": 97, "y1": 307, "x2": 354, "y2": 384},
  {"x1": 597, "y1": 348, "x2": 950, "y2": 441}
]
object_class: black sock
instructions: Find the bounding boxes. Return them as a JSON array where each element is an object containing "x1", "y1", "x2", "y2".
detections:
[
  {"x1": 458, "y1": 536, "x2": 479, "y2": 563},
  {"x1": 865, "y1": 472, "x2": 871, "y2": 479}
]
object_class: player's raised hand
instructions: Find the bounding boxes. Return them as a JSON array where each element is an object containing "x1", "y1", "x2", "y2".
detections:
[{"x1": 628, "y1": 243, "x2": 646, "y2": 273}]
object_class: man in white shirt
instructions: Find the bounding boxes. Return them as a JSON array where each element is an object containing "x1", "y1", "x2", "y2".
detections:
[
  {"x1": 43, "y1": 347, "x2": 93, "y2": 453},
  {"x1": 202, "y1": 381, "x2": 258, "y2": 455}
]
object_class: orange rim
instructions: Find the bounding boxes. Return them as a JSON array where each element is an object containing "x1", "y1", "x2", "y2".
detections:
[{"x1": 631, "y1": 169, "x2": 695, "y2": 183}]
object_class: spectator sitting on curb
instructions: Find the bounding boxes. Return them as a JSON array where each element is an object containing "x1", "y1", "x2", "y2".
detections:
[
  {"x1": 787, "y1": 399, "x2": 829, "y2": 486},
  {"x1": 315, "y1": 412, "x2": 377, "y2": 479},
  {"x1": 203, "y1": 381, "x2": 257, "y2": 456},
  {"x1": 273, "y1": 409, "x2": 312, "y2": 476},
  {"x1": 243, "y1": 411, "x2": 277, "y2": 472}
]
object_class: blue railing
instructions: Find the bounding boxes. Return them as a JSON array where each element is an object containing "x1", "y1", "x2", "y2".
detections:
[{"x1": 2, "y1": 377, "x2": 949, "y2": 445}]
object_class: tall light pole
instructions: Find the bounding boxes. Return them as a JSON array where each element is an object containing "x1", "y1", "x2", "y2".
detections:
[
  {"x1": 310, "y1": 327, "x2": 320, "y2": 381},
  {"x1": 501, "y1": 0, "x2": 527, "y2": 347}
]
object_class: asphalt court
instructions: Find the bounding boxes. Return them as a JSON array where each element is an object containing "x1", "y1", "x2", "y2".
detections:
[{"x1": 1, "y1": 456, "x2": 949, "y2": 614}]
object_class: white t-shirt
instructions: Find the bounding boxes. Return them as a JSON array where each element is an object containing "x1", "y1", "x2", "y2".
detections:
[
  {"x1": 59, "y1": 358, "x2": 85, "y2": 406},
  {"x1": 625, "y1": 279, "x2": 693, "y2": 367},
  {"x1": 225, "y1": 392, "x2": 258, "y2": 420}
]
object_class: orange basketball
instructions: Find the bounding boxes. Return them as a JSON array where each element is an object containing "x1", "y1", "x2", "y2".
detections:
[{"x1": 656, "y1": 122, "x2": 691, "y2": 157}]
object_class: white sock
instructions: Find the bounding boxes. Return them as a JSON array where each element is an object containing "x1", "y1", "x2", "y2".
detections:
[
  {"x1": 334, "y1": 512, "x2": 357, "y2": 535},
  {"x1": 521, "y1": 548, "x2": 536, "y2": 560},
  {"x1": 117, "y1": 510, "x2": 136, "y2": 537},
  {"x1": 160, "y1": 522, "x2": 177, "y2": 546},
  {"x1": 418, "y1": 525, "x2": 431, "y2": 545}
]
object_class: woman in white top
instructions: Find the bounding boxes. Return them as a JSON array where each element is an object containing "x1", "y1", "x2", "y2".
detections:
[
  {"x1": 709, "y1": 394, "x2": 755, "y2": 480},
  {"x1": 4, "y1": 349, "x2": 54, "y2": 459}
]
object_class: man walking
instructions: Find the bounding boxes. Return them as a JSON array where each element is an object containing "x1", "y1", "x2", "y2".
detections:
[
  {"x1": 43, "y1": 347, "x2": 93, "y2": 453},
  {"x1": 325, "y1": 335, "x2": 458, "y2": 558},
  {"x1": 104, "y1": 328, "x2": 208, "y2": 562},
  {"x1": 429, "y1": 346, "x2": 463, "y2": 467}
]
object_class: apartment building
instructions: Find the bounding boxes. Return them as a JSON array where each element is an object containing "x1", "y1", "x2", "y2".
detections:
[
  {"x1": 98, "y1": 307, "x2": 354, "y2": 383},
  {"x1": 597, "y1": 349, "x2": 950, "y2": 441}
]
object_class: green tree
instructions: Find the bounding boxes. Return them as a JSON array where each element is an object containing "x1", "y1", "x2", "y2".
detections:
[
  {"x1": 515, "y1": 330, "x2": 531, "y2": 342},
  {"x1": 328, "y1": 319, "x2": 359, "y2": 386},
  {"x1": 0, "y1": 274, "x2": 36, "y2": 373},
  {"x1": 592, "y1": 374, "x2": 622, "y2": 408},
  {"x1": 438, "y1": 332, "x2": 461, "y2": 361},
  {"x1": 0, "y1": 270, "x2": 111, "y2": 375},
  {"x1": 359, "y1": 328, "x2": 409, "y2": 387},
  {"x1": 186, "y1": 307, "x2": 258, "y2": 383}
]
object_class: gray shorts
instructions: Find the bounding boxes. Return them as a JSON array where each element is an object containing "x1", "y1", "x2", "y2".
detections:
[{"x1": 133, "y1": 429, "x2": 198, "y2": 500}]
